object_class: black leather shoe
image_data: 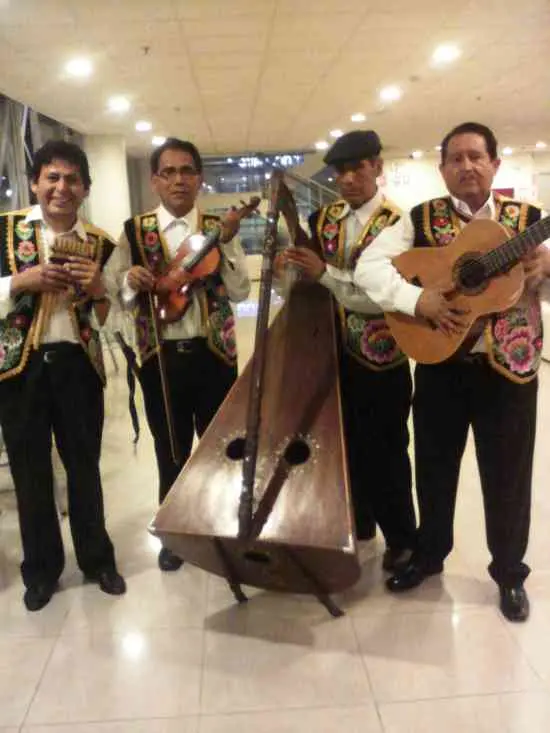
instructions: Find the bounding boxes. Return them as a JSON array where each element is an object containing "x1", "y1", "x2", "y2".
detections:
[
  {"x1": 86, "y1": 568, "x2": 127, "y2": 596},
  {"x1": 158, "y1": 547, "x2": 184, "y2": 572},
  {"x1": 23, "y1": 582, "x2": 58, "y2": 612},
  {"x1": 499, "y1": 585, "x2": 529, "y2": 622},
  {"x1": 386, "y1": 560, "x2": 443, "y2": 593},
  {"x1": 382, "y1": 547, "x2": 413, "y2": 573}
]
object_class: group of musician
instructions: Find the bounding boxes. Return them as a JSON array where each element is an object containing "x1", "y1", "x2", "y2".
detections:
[{"x1": 0, "y1": 120, "x2": 548, "y2": 622}]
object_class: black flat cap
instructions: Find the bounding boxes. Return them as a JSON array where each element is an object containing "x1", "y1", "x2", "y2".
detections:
[{"x1": 323, "y1": 130, "x2": 382, "y2": 166}]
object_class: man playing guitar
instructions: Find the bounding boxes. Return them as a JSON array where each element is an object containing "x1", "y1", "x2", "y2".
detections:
[{"x1": 355, "y1": 121, "x2": 550, "y2": 622}]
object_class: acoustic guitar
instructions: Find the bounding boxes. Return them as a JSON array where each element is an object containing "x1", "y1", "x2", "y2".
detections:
[{"x1": 385, "y1": 215, "x2": 550, "y2": 363}]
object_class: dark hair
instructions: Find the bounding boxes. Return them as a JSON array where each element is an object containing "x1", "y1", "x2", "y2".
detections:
[
  {"x1": 150, "y1": 137, "x2": 203, "y2": 175},
  {"x1": 440, "y1": 122, "x2": 498, "y2": 163},
  {"x1": 31, "y1": 140, "x2": 92, "y2": 189}
]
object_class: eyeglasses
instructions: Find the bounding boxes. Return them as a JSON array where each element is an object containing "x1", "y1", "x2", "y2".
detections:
[{"x1": 156, "y1": 166, "x2": 199, "y2": 181}]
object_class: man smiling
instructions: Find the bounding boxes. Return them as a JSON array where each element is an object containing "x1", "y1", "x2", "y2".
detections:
[{"x1": 0, "y1": 140, "x2": 126, "y2": 611}]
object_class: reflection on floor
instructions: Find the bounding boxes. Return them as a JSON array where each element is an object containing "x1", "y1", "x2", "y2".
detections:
[{"x1": 1, "y1": 289, "x2": 550, "y2": 732}]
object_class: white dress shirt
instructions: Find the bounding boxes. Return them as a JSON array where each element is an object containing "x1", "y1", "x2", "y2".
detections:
[
  {"x1": 0, "y1": 205, "x2": 106, "y2": 344},
  {"x1": 110, "y1": 204, "x2": 250, "y2": 341},
  {"x1": 315, "y1": 189, "x2": 392, "y2": 314}
]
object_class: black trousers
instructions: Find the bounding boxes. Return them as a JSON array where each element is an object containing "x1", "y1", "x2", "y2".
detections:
[
  {"x1": 139, "y1": 339, "x2": 237, "y2": 504},
  {"x1": 0, "y1": 344, "x2": 116, "y2": 588},
  {"x1": 340, "y1": 352, "x2": 416, "y2": 548},
  {"x1": 413, "y1": 359, "x2": 537, "y2": 586}
]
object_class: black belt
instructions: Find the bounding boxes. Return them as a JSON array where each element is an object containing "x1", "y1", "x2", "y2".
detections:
[
  {"x1": 37, "y1": 343, "x2": 81, "y2": 363},
  {"x1": 460, "y1": 352, "x2": 488, "y2": 365},
  {"x1": 163, "y1": 338, "x2": 207, "y2": 354}
]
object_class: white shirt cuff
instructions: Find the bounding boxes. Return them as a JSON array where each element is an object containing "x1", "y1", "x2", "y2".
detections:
[
  {"x1": 121, "y1": 272, "x2": 138, "y2": 305},
  {"x1": 393, "y1": 283, "x2": 423, "y2": 317}
]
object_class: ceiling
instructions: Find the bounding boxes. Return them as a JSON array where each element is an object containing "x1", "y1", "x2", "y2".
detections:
[{"x1": 1, "y1": 0, "x2": 549, "y2": 158}]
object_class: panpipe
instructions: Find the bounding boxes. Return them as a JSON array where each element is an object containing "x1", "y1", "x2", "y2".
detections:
[{"x1": 32, "y1": 233, "x2": 97, "y2": 348}]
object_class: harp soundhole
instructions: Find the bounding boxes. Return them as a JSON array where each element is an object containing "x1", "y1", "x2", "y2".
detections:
[
  {"x1": 226, "y1": 437, "x2": 245, "y2": 460},
  {"x1": 243, "y1": 550, "x2": 271, "y2": 564},
  {"x1": 284, "y1": 439, "x2": 310, "y2": 466}
]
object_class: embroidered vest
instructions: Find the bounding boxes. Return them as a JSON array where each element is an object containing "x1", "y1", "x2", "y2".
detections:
[
  {"x1": 124, "y1": 211, "x2": 237, "y2": 367},
  {"x1": 316, "y1": 198, "x2": 407, "y2": 370},
  {"x1": 410, "y1": 195, "x2": 544, "y2": 383},
  {"x1": 0, "y1": 209, "x2": 115, "y2": 384}
]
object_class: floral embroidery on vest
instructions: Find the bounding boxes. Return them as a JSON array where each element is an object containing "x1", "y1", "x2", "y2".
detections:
[
  {"x1": 0, "y1": 211, "x2": 111, "y2": 383},
  {"x1": 317, "y1": 199, "x2": 406, "y2": 370}
]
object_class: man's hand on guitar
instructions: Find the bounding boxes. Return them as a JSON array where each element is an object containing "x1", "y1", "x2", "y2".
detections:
[
  {"x1": 522, "y1": 247, "x2": 546, "y2": 292},
  {"x1": 415, "y1": 288, "x2": 469, "y2": 335},
  {"x1": 127, "y1": 265, "x2": 155, "y2": 292},
  {"x1": 283, "y1": 247, "x2": 326, "y2": 281}
]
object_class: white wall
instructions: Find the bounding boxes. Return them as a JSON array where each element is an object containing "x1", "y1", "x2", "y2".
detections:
[
  {"x1": 380, "y1": 152, "x2": 550, "y2": 211},
  {"x1": 85, "y1": 135, "x2": 131, "y2": 239}
]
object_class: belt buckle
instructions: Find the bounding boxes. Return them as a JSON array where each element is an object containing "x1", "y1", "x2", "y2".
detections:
[{"x1": 176, "y1": 340, "x2": 192, "y2": 354}]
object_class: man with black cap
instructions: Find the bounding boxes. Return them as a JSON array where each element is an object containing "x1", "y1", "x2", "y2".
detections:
[{"x1": 278, "y1": 130, "x2": 417, "y2": 572}]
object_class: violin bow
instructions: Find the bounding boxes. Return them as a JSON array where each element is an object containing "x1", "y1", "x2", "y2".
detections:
[{"x1": 149, "y1": 291, "x2": 181, "y2": 466}]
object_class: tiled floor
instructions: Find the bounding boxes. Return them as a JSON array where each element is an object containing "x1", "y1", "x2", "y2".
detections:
[{"x1": 1, "y1": 292, "x2": 550, "y2": 732}]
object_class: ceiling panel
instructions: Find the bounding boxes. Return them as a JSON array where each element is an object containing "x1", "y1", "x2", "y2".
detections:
[{"x1": 1, "y1": 0, "x2": 548, "y2": 157}]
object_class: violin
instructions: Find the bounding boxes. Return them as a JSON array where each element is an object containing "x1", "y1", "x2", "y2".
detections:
[{"x1": 155, "y1": 196, "x2": 260, "y2": 324}]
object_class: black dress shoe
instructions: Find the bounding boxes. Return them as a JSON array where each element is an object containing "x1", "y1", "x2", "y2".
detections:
[
  {"x1": 382, "y1": 547, "x2": 413, "y2": 573},
  {"x1": 158, "y1": 547, "x2": 184, "y2": 572},
  {"x1": 499, "y1": 585, "x2": 529, "y2": 622},
  {"x1": 386, "y1": 560, "x2": 443, "y2": 593},
  {"x1": 86, "y1": 568, "x2": 127, "y2": 596},
  {"x1": 23, "y1": 582, "x2": 58, "y2": 612}
]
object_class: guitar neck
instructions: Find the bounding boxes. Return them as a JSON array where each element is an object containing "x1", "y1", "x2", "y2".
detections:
[{"x1": 483, "y1": 215, "x2": 550, "y2": 276}]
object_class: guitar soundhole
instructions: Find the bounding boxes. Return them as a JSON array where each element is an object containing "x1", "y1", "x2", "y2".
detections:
[
  {"x1": 284, "y1": 439, "x2": 310, "y2": 466},
  {"x1": 226, "y1": 437, "x2": 245, "y2": 460},
  {"x1": 243, "y1": 550, "x2": 271, "y2": 564},
  {"x1": 454, "y1": 252, "x2": 488, "y2": 294}
]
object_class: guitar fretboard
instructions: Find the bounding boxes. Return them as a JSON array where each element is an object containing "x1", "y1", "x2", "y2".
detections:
[{"x1": 481, "y1": 215, "x2": 550, "y2": 276}]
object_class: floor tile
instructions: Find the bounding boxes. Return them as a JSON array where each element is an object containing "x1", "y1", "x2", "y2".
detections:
[
  {"x1": 25, "y1": 629, "x2": 203, "y2": 724},
  {"x1": 353, "y1": 607, "x2": 542, "y2": 702},
  {"x1": 198, "y1": 705, "x2": 381, "y2": 732},
  {"x1": 379, "y1": 691, "x2": 550, "y2": 733},
  {"x1": 200, "y1": 613, "x2": 371, "y2": 713}
]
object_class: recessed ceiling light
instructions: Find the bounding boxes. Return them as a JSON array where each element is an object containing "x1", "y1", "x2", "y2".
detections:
[
  {"x1": 379, "y1": 86, "x2": 402, "y2": 103},
  {"x1": 107, "y1": 96, "x2": 130, "y2": 113},
  {"x1": 152, "y1": 136, "x2": 166, "y2": 146},
  {"x1": 535, "y1": 141, "x2": 547, "y2": 149},
  {"x1": 329, "y1": 129, "x2": 343, "y2": 138},
  {"x1": 226, "y1": 157, "x2": 234, "y2": 163},
  {"x1": 135, "y1": 120, "x2": 152, "y2": 132},
  {"x1": 315, "y1": 140, "x2": 329, "y2": 150},
  {"x1": 328, "y1": 177, "x2": 334, "y2": 182},
  {"x1": 434, "y1": 145, "x2": 442, "y2": 151},
  {"x1": 411, "y1": 150, "x2": 423, "y2": 159},
  {"x1": 351, "y1": 113, "x2": 366, "y2": 123},
  {"x1": 432, "y1": 44, "x2": 461, "y2": 65},
  {"x1": 502, "y1": 146, "x2": 513, "y2": 156},
  {"x1": 65, "y1": 57, "x2": 93, "y2": 78}
]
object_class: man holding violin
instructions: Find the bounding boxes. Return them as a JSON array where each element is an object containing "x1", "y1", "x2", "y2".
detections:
[{"x1": 114, "y1": 138, "x2": 250, "y2": 572}]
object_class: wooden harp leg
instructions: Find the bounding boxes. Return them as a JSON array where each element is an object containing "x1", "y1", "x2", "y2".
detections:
[
  {"x1": 213, "y1": 538, "x2": 248, "y2": 605},
  {"x1": 284, "y1": 548, "x2": 345, "y2": 618}
]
